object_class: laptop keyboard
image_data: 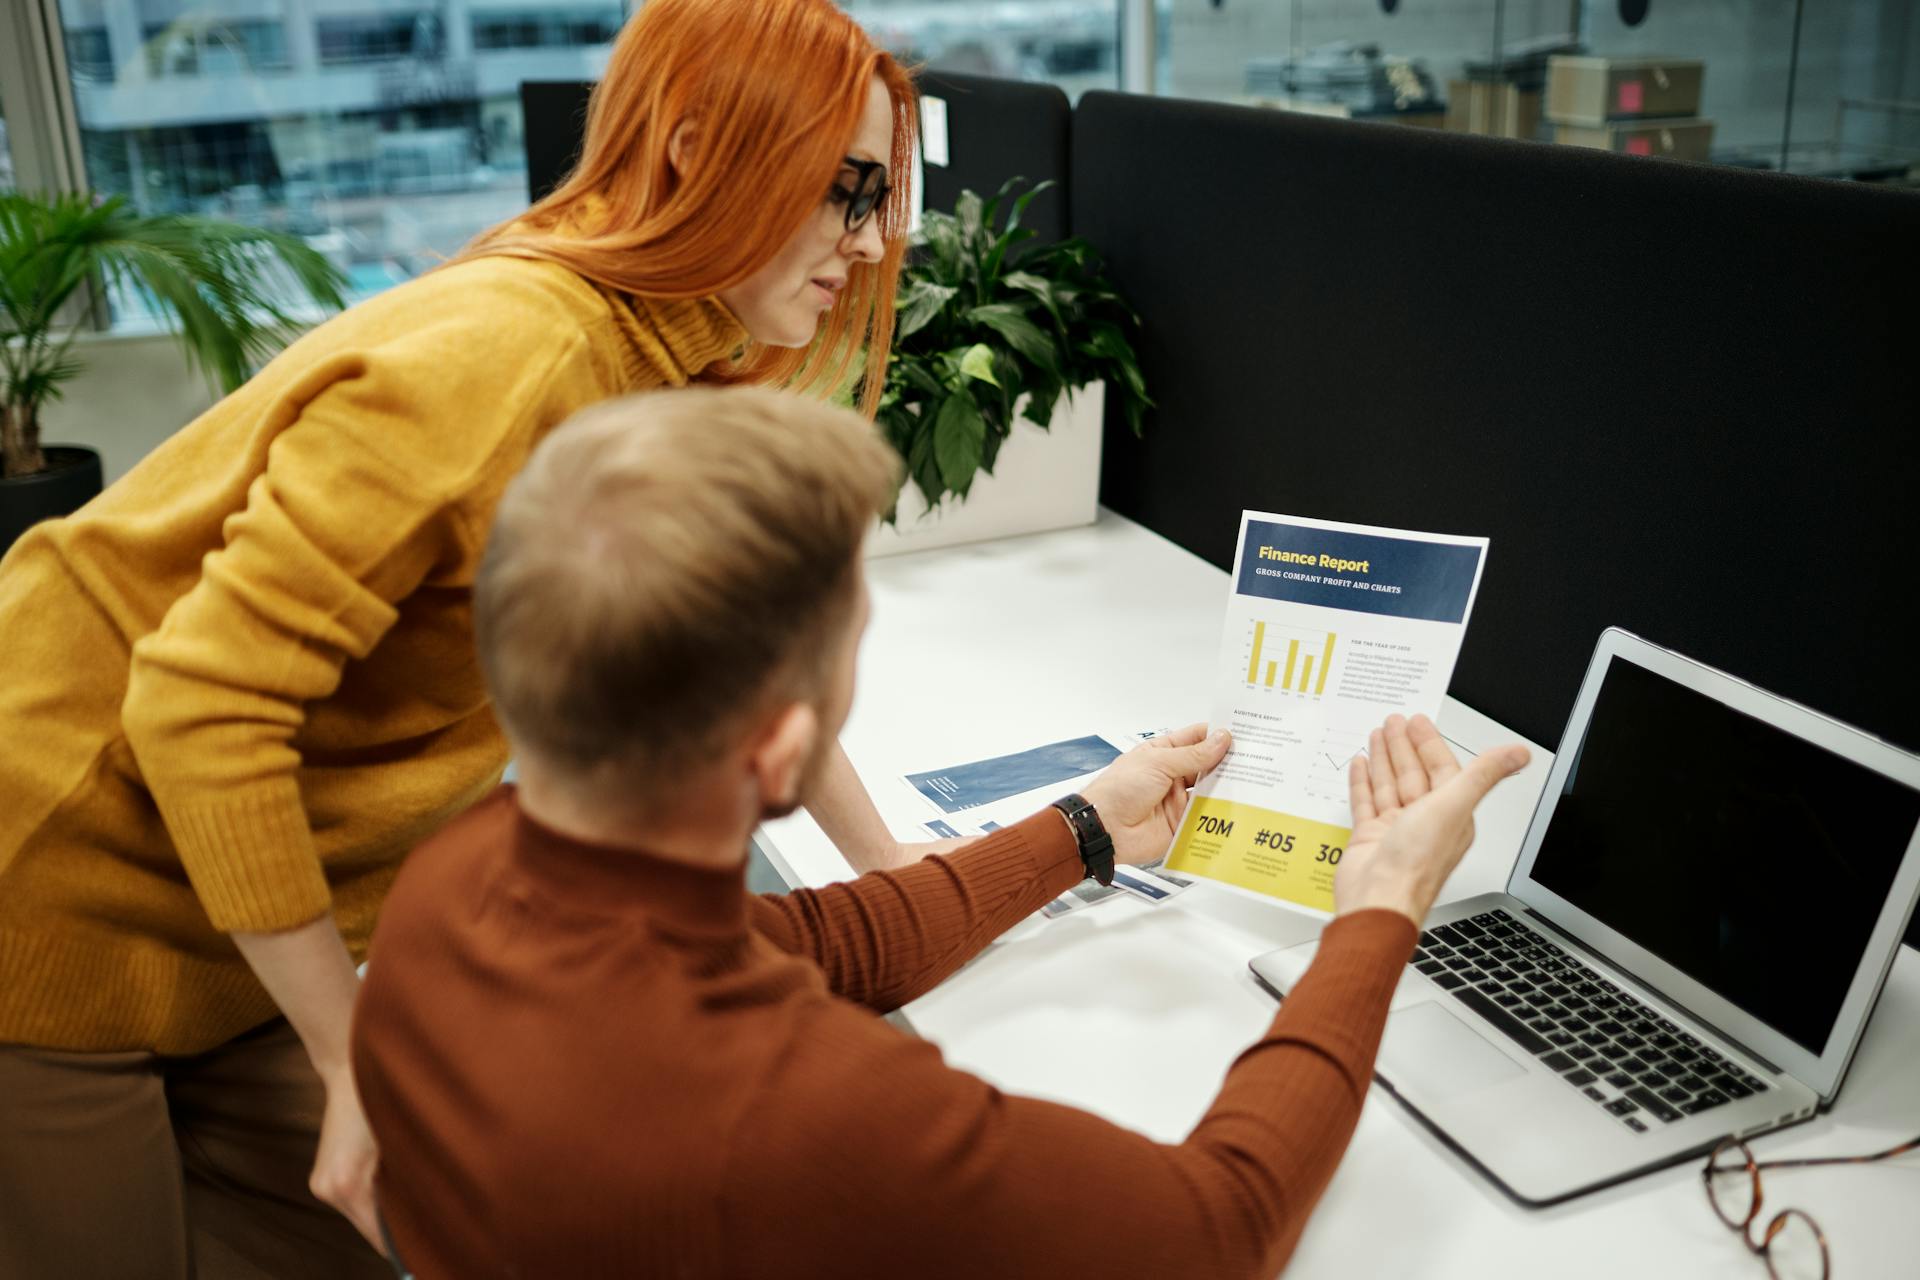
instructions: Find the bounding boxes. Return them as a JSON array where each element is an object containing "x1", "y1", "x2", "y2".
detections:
[{"x1": 1411, "y1": 908, "x2": 1770, "y2": 1133}]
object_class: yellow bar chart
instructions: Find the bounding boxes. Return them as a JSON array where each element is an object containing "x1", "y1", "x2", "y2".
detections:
[{"x1": 1246, "y1": 622, "x2": 1338, "y2": 696}]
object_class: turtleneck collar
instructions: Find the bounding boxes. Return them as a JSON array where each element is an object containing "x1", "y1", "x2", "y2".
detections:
[
  {"x1": 505, "y1": 789, "x2": 749, "y2": 937},
  {"x1": 596, "y1": 289, "x2": 749, "y2": 390},
  {"x1": 542, "y1": 191, "x2": 749, "y2": 386}
]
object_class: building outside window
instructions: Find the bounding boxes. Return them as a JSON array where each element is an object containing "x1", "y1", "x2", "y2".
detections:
[
  {"x1": 67, "y1": 26, "x2": 118, "y2": 82},
  {"x1": 473, "y1": 7, "x2": 622, "y2": 51},
  {"x1": 316, "y1": 13, "x2": 431, "y2": 65},
  {"x1": 847, "y1": 0, "x2": 1122, "y2": 101},
  {"x1": 55, "y1": 0, "x2": 635, "y2": 324},
  {"x1": 142, "y1": 20, "x2": 290, "y2": 78},
  {"x1": 50, "y1": 0, "x2": 1128, "y2": 328}
]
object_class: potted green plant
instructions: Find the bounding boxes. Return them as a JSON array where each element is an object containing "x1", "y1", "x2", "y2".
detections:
[
  {"x1": 871, "y1": 178, "x2": 1150, "y2": 555},
  {"x1": 0, "y1": 191, "x2": 347, "y2": 553}
]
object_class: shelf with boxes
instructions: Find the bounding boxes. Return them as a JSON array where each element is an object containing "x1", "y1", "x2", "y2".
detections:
[
  {"x1": 1546, "y1": 56, "x2": 1714, "y2": 163},
  {"x1": 1444, "y1": 36, "x2": 1575, "y2": 141}
]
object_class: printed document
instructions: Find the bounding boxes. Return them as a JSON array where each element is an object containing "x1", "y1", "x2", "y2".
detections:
[
  {"x1": 897, "y1": 731, "x2": 1193, "y2": 917},
  {"x1": 1163, "y1": 511, "x2": 1487, "y2": 913}
]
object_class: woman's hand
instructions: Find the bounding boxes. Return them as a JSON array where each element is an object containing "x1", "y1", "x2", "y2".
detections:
[
  {"x1": 230, "y1": 916, "x2": 388, "y2": 1257},
  {"x1": 310, "y1": 1065, "x2": 387, "y2": 1257}
]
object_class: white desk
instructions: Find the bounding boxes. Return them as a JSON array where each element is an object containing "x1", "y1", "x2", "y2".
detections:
[{"x1": 758, "y1": 510, "x2": 1920, "y2": 1279}]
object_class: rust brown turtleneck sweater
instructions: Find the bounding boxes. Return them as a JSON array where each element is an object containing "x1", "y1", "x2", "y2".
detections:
[{"x1": 352, "y1": 787, "x2": 1416, "y2": 1279}]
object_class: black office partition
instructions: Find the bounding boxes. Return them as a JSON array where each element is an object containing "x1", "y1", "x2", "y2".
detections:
[
  {"x1": 1075, "y1": 92, "x2": 1920, "y2": 946},
  {"x1": 915, "y1": 71, "x2": 1070, "y2": 243},
  {"x1": 521, "y1": 80, "x2": 595, "y2": 202},
  {"x1": 1078, "y1": 90, "x2": 1919, "y2": 748}
]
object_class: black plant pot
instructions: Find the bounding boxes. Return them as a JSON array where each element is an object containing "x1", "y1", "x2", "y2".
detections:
[{"x1": 1, "y1": 446, "x2": 104, "y2": 558}]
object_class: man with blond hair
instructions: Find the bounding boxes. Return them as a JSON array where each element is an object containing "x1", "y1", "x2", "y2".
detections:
[{"x1": 351, "y1": 385, "x2": 1530, "y2": 1278}]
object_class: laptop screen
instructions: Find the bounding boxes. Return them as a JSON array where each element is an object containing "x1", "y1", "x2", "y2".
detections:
[{"x1": 1528, "y1": 656, "x2": 1920, "y2": 1057}]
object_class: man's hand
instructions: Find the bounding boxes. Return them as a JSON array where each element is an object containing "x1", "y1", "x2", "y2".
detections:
[
  {"x1": 1335, "y1": 714, "x2": 1530, "y2": 925},
  {"x1": 1081, "y1": 724, "x2": 1232, "y2": 866},
  {"x1": 310, "y1": 1065, "x2": 386, "y2": 1256}
]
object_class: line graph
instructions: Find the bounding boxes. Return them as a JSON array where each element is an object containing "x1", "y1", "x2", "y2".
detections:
[{"x1": 1303, "y1": 727, "x2": 1371, "y2": 806}]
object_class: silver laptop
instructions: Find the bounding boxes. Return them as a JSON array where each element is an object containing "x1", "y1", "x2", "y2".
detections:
[{"x1": 1249, "y1": 627, "x2": 1920, "y2": 1206}]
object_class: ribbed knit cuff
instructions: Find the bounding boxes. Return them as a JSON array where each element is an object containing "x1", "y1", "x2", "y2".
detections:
[
  {"x1": 1262, "y1": 909, "x2": 1418, "y2": 1073},
  {"x1": 1014, "y1": 807, "x2": 1087, "y2": 898},
  {"x1": 165, "y1": 779, "x2": 333, "y2": 933},
  {"x1": 1319, "y1": 907, "x2": 1420, "y2": 961},
  {"x1": 914, "y1": 808, "x2": 1084, "y2": 922}
]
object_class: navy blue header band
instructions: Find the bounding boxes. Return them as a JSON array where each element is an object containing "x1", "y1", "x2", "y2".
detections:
[{"x1": 1234, "y1": 520, "x2": 1481, "y2": 623}]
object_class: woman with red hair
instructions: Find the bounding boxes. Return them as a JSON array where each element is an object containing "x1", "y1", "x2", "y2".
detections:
[{"x1": 0, "y1": 1, "x2": 921, "y2": 1274}]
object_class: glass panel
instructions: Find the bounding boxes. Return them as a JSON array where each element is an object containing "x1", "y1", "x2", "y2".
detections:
[
  {"x1": 58, "y1": 0, "x2": 633, "y2": 324},
  {"x1": 847, "y1": 1, "x2": 1122, "y2": 100},
  {"x1": 1162, "y1": 0, "x2": 1548, "y2": 124},
  {"x1": 1158, "y1": 1, "x2": 1919, "y2": 186},
  {"x1": 1581, "y1": 1, "x2": 1920, "y2": 181}
]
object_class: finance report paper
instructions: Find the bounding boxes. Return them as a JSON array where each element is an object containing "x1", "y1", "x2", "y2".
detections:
[{"x1": 1163, "y1": 511, "x2": 1488, "y2": 912}]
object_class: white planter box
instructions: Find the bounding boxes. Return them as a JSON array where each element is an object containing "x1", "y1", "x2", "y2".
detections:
[{"x1": 867, "y1": 380, "x2": 1105, "y2": 558}]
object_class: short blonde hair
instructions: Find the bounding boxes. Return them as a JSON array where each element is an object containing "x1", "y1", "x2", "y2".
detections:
[{"x1": 475, "y1": 386, "x2": 900, "y2": 788}]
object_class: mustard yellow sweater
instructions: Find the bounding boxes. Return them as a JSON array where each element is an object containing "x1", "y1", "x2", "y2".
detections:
[{"x1": 0, "y1": 256, "x2": 744, "y2": 1054}]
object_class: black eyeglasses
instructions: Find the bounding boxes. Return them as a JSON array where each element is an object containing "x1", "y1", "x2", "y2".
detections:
[
  {"x1": 1703, "y1": 1132, "x2": 1920, "y2": 1280},
  {"x1": 829, "y1": 156, "x2": 890, "y2": 234}
]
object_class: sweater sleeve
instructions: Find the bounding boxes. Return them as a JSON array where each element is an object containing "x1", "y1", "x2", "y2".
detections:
[
  {"x1": 749, "y1": 809, "x2": 1084, "y2": 1013},
  {"x1": 122, "y1": 327, "x2": 593, "y2": 935},
  {"x1": 729, "y1": 909, "x2": 1416, "y2": 1280}
]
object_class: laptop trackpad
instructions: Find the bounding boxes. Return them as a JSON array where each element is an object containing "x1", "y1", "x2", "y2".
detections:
[{"x1": 1379, "y1": 1001, "x2": 1530, "y2": 1100}]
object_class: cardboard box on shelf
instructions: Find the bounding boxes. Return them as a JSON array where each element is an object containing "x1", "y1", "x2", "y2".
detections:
[
  {"x1": 1546, "y1": 56, "x2": 1705, "y2": 126},
  {"x1": 1554, "y1": 118, "x2": 1716, "y2": 163},
  {"x1": 1446, "y1": 80, "x2": 1543, "y2": 139}
]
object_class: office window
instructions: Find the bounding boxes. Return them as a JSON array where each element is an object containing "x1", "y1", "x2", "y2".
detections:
[
  {"x1": 1159, "y1": 0, "x2": 1919, "y2": 181},
  {"x1": 0, "y1": 105, "x2": 14, "y2": 192},
  {"x1": 57, "y1": 0, "x2": 636, "y2": 324},
  {"x1": 142, "y1": 21, "x2": 291, "y2": 78},
  {"x1": 317, "y1": 14, "x2": 431, "y2": 65},
  {"x1": 845, "y1": 0, "x2": 1122, "y2": 100},
  {"x1": 67, "y1": 27, "x2": 116, "y2": 83},
  {"x1": 473, "y1": 8, "x2": 624, "y2": 51}
]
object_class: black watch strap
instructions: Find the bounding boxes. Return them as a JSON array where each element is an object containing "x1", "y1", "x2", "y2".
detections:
[{"x1": 1050, "y1": 793, "x2": 1115, "y2": 887}]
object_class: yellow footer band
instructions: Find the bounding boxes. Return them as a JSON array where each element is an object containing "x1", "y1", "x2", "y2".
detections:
[{"x1": 1165, "y1": 796, "x2": 1352, "y2": 913}]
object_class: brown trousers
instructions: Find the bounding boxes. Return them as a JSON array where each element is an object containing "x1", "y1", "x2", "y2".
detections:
[{"x1": 0, "y1": 1019, "x2": 392, "y2": 1280}]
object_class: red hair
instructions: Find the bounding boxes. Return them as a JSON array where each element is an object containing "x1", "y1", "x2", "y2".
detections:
[{"x1": 453, "y1": 0, "x2": 916, "y2": 416}]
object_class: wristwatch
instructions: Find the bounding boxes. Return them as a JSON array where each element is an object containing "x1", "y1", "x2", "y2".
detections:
[{"x1": 1049, "y1": 793, "x2": 1115, "y2": 887}]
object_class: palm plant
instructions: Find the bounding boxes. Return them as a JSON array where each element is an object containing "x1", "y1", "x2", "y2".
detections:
[{"x1": 0, "y1": 191, "x2": 348, "y2": 478}]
